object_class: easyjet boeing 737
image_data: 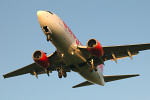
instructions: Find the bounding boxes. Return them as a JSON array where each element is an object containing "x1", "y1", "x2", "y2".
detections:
[{"x1": 3, "y1": 11, "x2": 150, "y2": 88}]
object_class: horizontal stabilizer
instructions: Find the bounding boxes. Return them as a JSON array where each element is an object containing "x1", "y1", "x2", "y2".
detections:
[
  {"x1": 72, "y1": 81, "x2": 94, "y2": 88},
  {"x1": 104, "y1": 74, "x2": 139, "y2": 82}
]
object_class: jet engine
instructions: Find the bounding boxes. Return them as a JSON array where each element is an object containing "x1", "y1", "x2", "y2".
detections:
[
  {"x1": 32, "y1": 50, "x2": 50, "y2": 68},
  {"x1": 87, "y1": 39, "x2": 104, "y2": 57}
]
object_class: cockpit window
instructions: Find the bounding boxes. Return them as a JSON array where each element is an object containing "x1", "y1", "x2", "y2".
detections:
[{"x1": 45, "y1": 11, "x2": 53, "y2": 14}]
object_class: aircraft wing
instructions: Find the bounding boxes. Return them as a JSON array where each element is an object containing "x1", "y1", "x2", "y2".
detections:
[
  {"x1": 78, "y1": 43, "x2": 150, "y2": 64},
  {"x1": 3, "y1": 63, "x2": 41, "y2": 78},
  {"x1": 3, "y1": 51, "x2": 67, "y2": 79},
  {"x1": 103, "y1": 43, "x2": 150, "y2": 61}
]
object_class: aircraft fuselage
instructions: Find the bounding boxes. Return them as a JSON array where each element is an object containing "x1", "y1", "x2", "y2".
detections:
[{"x1": 37, "y1": 11, "x2": 105, "y2": 86}]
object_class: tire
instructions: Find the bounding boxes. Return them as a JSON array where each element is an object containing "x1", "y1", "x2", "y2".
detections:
[
  {"x1": 63, "y1": 72, "x2": 67, "y2": 78},
  {"x1": 47, "y1": 35, "x2": 51, "y2": 41},
  {"x1": 58, "y1": 72, "x2": 62, "y2": 78},
  {"x1": 89, "y1": 67, "x2": 93, "y2": 72}
]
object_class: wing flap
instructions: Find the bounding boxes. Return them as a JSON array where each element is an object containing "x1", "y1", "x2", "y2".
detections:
[
  {"x1": 104, "y1": 74, "x2": 139, "y2": 82},
  {"x1": 72, "y1": 81, "x2": 94, "y2": 88},
  {"x1": 104, "y1": 51, "x2": 139, "y2": 61}
]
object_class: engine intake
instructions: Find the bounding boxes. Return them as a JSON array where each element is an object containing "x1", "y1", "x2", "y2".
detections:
[
  {"x1": 33, "y1": 50, "x2": 50, "y2": 68},
  {"x1": 87, "y1": 39, "x2": 104, "y2": 57}
]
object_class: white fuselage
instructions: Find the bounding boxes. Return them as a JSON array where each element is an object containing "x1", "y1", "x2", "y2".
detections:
[{"x1": 37, "y1": 11, "x2": 105, "y2": 86}]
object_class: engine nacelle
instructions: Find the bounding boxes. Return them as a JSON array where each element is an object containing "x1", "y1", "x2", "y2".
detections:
[
  {"x1": 87, "y1": 39, "x2": 104, "y2": 57},
  {"x1": 32, "y1": 50, "x2": 50, "y2": 68}
]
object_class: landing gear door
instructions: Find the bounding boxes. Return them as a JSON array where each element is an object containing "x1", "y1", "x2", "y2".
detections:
[{"x1": 42, "y1": 26, "x2": 52, "y2": 34}]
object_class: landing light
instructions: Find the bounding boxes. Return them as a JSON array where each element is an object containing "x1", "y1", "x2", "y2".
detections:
[
  {"x1": 61, "y1": 54, "x2": 64, "y2": 57},
  {"x1": 71, "y1": 52, "x2": 74, "y2": 55}
]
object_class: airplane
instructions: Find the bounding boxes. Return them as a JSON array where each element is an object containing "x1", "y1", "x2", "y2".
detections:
[{"x1": 3, "y1": 10, "x2": 150, "y2": 88}]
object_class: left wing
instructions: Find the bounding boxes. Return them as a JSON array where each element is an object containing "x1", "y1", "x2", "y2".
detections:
[
  {"x1": 103, "y1": 43, "x2": 150, "y2": 62},
  {"x1": 3, "y1": 51, "x2": 68, "y2": 78},
  {"x1": 78, "y1": 43, "x2": 150, "y2": 64}
]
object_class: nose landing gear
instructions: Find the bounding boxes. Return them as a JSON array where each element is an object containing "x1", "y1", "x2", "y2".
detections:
[{"x1": 47, "y1": 34, "x2": 51, "y2": 41}]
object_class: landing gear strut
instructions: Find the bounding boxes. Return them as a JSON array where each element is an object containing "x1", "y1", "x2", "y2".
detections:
[{"x1": 47, "y1": 34, "x2": 51, "y2": 41}]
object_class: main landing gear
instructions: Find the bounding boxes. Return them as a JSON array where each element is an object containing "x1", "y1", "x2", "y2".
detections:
[
  {"x1": 57, "y1": 65, "x2": 67, "y2": 78},
  {"x1": 89, "y1": 59, "x2": 97, "y2": 72}
]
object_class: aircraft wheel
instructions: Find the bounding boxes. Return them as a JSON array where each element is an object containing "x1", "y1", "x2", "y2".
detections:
[
  {"x1": 94, "y1": 69, "x2": 97, "y2": 71},
  {"x1": 89, "y1": 67, "x2": 93, "y2": 72},
  {"x1": 47, "y1": 38, "x2": 49, "y2": 42},
  {"x1": 63, "y1": 72, "x2": 67, "y2": 78},
  {"x1": 58, "y1": 72, "x2": 62, "y2": 78},
  {"x1": 94, "y1": 67, "x2": 97, "y2": 71}
]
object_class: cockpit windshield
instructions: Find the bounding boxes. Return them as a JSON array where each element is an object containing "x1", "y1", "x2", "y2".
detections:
[{"x1": 45, "y1": 11, "x2": 53, "y2": 14}]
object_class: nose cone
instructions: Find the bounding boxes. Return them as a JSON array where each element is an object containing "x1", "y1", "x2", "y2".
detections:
[
  {"x1": 37, "y1": 10, "x2": 54, "y2": 30},
  {"x1": 37, "y1": 11, "x2": 47, "y2": 26},
  {"x1": 37, "y1": 11, "x2": 44, "y2": 18}
]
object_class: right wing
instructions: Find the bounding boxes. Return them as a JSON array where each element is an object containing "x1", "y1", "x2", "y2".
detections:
[{"x1": 3, "y1": 51, "x2": 68, "y2": 79}]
